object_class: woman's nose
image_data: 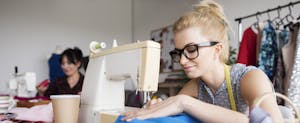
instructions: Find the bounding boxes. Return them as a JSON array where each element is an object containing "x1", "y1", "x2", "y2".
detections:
[{"x1": 179, "y1": 54, "x2": 189, "y2": 65}]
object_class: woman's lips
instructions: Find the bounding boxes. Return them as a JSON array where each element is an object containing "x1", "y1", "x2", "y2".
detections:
[{"x1": 183, "y1": 66, "x2": 194, "y2": 71}]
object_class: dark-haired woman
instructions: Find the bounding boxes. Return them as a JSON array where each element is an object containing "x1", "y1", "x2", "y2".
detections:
[{"x1": 37, "y1": 47, "x2": 84, "y2": 97}]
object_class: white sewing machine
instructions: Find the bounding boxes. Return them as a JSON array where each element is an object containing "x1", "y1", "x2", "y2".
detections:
[
  {"x1": 79, "y1": 40, "x2": 161, "y2": 123},
  {"x1": 8, "y1": 72, "x2": 37, "y2": 98}
]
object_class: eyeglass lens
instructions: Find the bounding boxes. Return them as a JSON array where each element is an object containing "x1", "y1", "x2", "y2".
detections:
[{"x1": 169, "y1": 41, "x2": 218, "y2": 63}]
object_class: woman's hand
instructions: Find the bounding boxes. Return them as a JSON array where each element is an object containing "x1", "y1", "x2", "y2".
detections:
[
  {"x1": 121, "y1": 94, "x2": 188, "y2": 121},
  {"x1": 36, "y1": 85, "x2": 48, "y2": 96},
  {"x1": 143, "y1": 98, "x2": 163, "y2": 109}
]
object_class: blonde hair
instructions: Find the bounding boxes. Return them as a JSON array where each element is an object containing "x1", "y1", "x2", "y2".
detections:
[{"x1": 173, "y1": 0, "x2": 231, "y2": 63}]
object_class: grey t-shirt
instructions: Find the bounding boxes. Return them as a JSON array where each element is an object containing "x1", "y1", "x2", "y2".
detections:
[{"x1": 198, "y1": 63, "x2": 258, "y2": 114}]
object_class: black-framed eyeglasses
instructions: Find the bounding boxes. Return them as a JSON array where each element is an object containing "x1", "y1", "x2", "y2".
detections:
[{"x1": 169, "y1": 41, "x2": 219, "y2": 63}]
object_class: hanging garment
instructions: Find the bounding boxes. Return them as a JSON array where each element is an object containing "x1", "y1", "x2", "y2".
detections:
[
  {"x1": 258, "y1": 21, "x2": 278, "y2": 80},
  {"x1": 282, "y1": 23, "x2": 299, "y2": 94},
  {"x1": 256, "y1": 22, "x2": 265, "y2": 66},
  {"x1": 272, "y1": 28, "x2": 290, "y2": 96},
  {"x1": 237, "y1": 26, "x2": 258, "y2": 66},
  {"x1": 287, "y1": 23, "x2": 300, "y2": 110},
  {"x1": 48, "y1": 53, "x2": 65, "y2": 83}
]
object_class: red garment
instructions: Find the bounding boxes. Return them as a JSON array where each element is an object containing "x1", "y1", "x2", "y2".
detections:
[{"x1": 237, "y1": 27, "x2": 258, "y2": 66}]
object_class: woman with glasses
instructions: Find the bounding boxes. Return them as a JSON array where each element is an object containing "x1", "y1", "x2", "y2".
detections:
[{"x1": 122, "y1": 0, "x2": 283, "y2": 122}]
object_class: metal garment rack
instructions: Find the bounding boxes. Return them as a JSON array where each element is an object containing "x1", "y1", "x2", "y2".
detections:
[
  {"x1": 235, "y1": 1, "x2": 300, "y2": 23},
  {"x1": 234, "y1": 1, "x2": 300, "y2": 42}
]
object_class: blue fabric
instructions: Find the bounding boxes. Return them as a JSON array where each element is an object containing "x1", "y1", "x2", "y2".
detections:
[
  {"x1": 48, "y1": 53, "x2": 65, "y2": 83},
  {"x1": 258, "y1": 21, "x2": 278, "y2": 80},
  {"x1": 115, "y1": 113, "x2": 201, "y2": 123}
]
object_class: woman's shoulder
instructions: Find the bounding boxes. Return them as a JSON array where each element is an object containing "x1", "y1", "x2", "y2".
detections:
[
  {"x1": 232, "y1": 63, "x2": 257, "y2": 69},
  {"x1": 231, "y1": 63, "x2": 258, "y2": 75},
  {"x1": 233, "y1": 63, "x2": 269, "y2": 85},
  {"x1": 230, "y1": 63, "x2": 260, "y2": 84}
]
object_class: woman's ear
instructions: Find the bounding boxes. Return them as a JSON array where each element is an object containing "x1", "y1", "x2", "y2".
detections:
[
  {"x1": 213, "y1": 43, "x2": 223, "y2": 60},
  {"x1": 215, "y1": 43, "x2": 223, "y2": 55}
]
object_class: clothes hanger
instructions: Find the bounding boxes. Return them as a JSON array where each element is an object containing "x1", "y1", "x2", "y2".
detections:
[
  {"x1": 250, "y1": 12, "x2": 261, "y2": 29},
  {"x1": 282, "y1": 6, "x2": 294, "y2": 28},
  {"x1": 271, "y1": 7, "x2": 284, "y2": 30},
  {"x1": 261, "y1": 10, "x2": 272, "y2": 25},
  {"x1": 286, "y1": 4, "x2": 295, "y2": 22},
  {"x1": 256, "y1": 12, "x2": 260, "y2": 22}
]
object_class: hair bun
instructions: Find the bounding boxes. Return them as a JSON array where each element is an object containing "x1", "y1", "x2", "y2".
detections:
[{"x1": 193, "y1": 0, "x2": 224, "y2": 14}]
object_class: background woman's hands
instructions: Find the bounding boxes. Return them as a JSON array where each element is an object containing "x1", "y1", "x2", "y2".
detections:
[
  {"x1": 36, "y1": 85, "x2": 48, "y2": 96},
  {"x1": 122, "y1": 94, "x2": 189, "y2": 121},
  {"x1": 36, "y1": 80, "x2": 50, "y2": 96}
]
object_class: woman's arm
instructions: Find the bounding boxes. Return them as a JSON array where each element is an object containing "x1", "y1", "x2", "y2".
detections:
[
  {"x1": 122, "y1": 94, "x2": 249, "y2": 122},
  {"x1": 240, "y1": 69, "x2": 283, "y2": 123},
  {"x1": 122, "y1": 70, "x2": 283, "y2": 122},
  {"x1": 123, "y1": 78, "x2": 249, "y2": 122},
  {"x1": 182, "y1": 94, "x2": 249, "y2": 122}
]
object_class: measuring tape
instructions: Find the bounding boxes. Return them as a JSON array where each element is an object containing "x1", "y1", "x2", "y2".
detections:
[{"x1": 224, "y1": 64, "x2": 237, "y2": 111}]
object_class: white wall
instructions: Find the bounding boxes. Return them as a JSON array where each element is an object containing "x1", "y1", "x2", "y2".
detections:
[
  {"x1": 133, "y1": 0, "x2": 198, "y2": 42},
  {"x1": 1, "y1": 0, "x2": 299, "y2": 94},
  {"x1": 0, "y1": 0, "x2": 132, "y2": 93},
  {"x1": 133, "y1": 0, "x2": 300, "y2": 48}
]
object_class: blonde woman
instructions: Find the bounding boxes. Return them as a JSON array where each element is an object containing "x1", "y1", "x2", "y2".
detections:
[{"x1": 122, "y1": 0, "x2": 283, "y2": 122}]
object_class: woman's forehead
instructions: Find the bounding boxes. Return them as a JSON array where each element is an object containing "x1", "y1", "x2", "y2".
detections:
[
  {"x1": 173, "y1": 27, "x2": 208, "y2": 48},
  {"x1": 61, "y1": 55, "x2": 70, "y2": 61}
]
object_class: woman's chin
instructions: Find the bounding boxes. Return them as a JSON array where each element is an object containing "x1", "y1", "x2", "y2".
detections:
[
  {"x1": 186, "y1": 72, "x2": 198, "y2": 79},
  {"x1": 64, "y1": 72, "x2": 72, "y2": 76}
]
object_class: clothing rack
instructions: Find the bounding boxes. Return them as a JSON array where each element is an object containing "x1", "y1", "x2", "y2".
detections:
[
  {"x1": 235, "y1": 1, "x2": 300, "y2": 42},
  {"x1": 235, "y1": 1, "x2": 300, "y2": 22}
]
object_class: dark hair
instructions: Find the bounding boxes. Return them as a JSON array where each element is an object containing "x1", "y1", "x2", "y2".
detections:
[{"x1": 59, "y1": 47, "x2": 83, "y2": 67}]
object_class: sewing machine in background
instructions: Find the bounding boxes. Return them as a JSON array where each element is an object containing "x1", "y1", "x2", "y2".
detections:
[
  {"x1": 8, "y1": 72, "x2": 37, "y2": 98},
  {"x1": 79, "y1": 40, "x2": 161, "y2": 123}
]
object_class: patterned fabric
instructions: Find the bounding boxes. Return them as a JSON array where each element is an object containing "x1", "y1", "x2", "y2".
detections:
[
  {"x1": 282, "y1": 24, "x2": 299, "y2": 94},
  {"x1": 197, "y1": 63, "x2": 258, "y2": 114},
  {"x1": 44, "y1": 73, "x2": 84, "y2": 97},
  {"x1": 272, "y1": 29, "x2": 290, "y2": 95},
  {"x1": 287, "y1": 23, "x2": 300, "y2": 110},
  {"x1": 258, "y1": 21, "x2": 278, "y2": 80}
]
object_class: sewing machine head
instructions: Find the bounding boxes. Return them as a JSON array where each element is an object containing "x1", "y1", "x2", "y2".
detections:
[
  {"x1": 79, "y1": 40, "x2": 160, "y2": 123},
  {"x1": 8, "y1": 72, "x2": 37, "y2": 98}
]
